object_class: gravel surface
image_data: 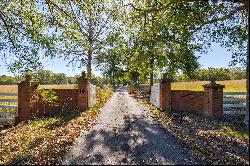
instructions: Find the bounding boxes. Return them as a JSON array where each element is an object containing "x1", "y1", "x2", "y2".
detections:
[{"x1": 61, "y1": 91, "x2": 200, "y2": 165}]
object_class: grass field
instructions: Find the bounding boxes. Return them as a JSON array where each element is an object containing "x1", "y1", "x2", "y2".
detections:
[
  {"x1": 171, "y1": 79, "x2": 246, "y2": 92},
  {"x1": 0, "y1": 84, "x2": 77, "y2": 93},
  {"x1": 0, "y1": 80, "x2": 246, "y2": 93}
]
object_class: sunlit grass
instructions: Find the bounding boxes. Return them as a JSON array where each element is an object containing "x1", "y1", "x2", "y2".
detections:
[
  {"x1": 0, "y1": 84, "x2": 78, "y2": 93},
  {"x1": 171, "y1": 79, "x2": 246, "y2": 92},
  {"x1": 217, "y1": 124, "x2": 249, "y2": 142}
]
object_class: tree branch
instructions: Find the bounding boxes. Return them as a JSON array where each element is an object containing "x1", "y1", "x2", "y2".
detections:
[
  {"x1": 205, "y1": 5, "x2": 246, "y2": 24},
  {"x1": 0, "y1": 11, "x2": 15, "y2": 47},
  {"x1": 126, "y1": 2, "x2": 171, "y2": 12},
  {"x1": 194, "y1": 4, "x2": 246, "y2": 32},
  {"x1": 68, "y1": 1, "x2": 88, "y2": 37}
]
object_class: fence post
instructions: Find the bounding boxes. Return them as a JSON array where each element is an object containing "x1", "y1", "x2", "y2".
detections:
[
  {"x1": 203, "y1": 81, "x2": 225, "y2": 119},
  {"x1": 16, "y1": 75, "x2": 39, "y2": 122},
  {"x1": 77, "y1": 75, "x2": 89, "y2": 109},
  {"x1": 160, "y1": 79, "x2": 172, "y2": 111}
]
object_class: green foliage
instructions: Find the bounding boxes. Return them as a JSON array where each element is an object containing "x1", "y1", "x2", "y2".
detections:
[
  {"x1": 218, "y1": 125, "x2": 249, "y2": 143},
  {"x1": 90, "y1": 74, "x2": 110, "y2": 87},
  {"x1": 0, "y1": 0, "x2": 56, "y2": 74},
  {"x1": 175, "y1": 67, "x2": 246, "y2": 81},
  {"x1": 0, "y1": 75, "x2": 17, "y2": 84},
  {"x1": 95, "y1": 31, "x2": 128, "y2": 86},
  {"x1": 0, "y1": 1, "x2": 248, "y2": 93},
  {"x1": 36, "y1": 88, "x2": 58, "y2": 104},
  {"x1": 53, "y1": 73, "x2": 67, "y2": 84}
]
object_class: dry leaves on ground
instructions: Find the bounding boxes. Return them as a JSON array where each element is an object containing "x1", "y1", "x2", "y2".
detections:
[
  {"x1": 0, "y1": 87, "x2": 113, "y2": 165},
  {"x1": 131, "y1": 88, "x2": 249, "y2": 165}
]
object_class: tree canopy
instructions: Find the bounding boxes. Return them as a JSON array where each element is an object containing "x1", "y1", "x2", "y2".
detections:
[{"x1": 0, "y1": 0, "x2": 248, "y2": 80}]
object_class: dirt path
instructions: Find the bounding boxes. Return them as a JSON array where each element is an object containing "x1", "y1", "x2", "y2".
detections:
[{"x1": 61, "y1": 91, "x2": 200, "y2": 165}]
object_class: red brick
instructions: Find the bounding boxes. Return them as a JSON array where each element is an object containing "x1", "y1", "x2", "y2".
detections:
[
  {"x1": 160, "y1": 81, "x2": 171, "y2": 110},
  {"x1": 16, "y1": 76, "x2": 91, "y2": 122},
  {"x1": 203, "y1": 83, "x2": 225, "y2": 119}
]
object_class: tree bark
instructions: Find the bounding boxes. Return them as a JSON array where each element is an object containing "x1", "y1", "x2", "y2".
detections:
[
  {"x1": 150, "y1": 72, "x2": 153, "y2": 86},
  {"x1": 149, "y1": 55, "x2": 154, "y2": 94},
  {"x1": 150, "y1": 55, "x2": 154, "y2": 86},
  {"x1": 112, "y1": 71, "x2": 115, "y2": 87},
  {"x1": 87, "y1": 49, "x2": 92, "y2": 79},
  {"x1": 244, "y1": 39, "x2": 249, "y2": 128}
]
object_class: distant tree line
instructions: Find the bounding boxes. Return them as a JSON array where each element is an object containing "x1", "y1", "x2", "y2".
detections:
[
  {"x1": 32, "y1": 70, "x2": 78, "y2": 84},
  {"x1": 0, "y1": 75, "x2": 23, "y2": 85},
  {"x1": 0, "y1": 67, "x2": 246, "y2": 85},
  {"x1": 174, "y1": 67, "x2": 246, "y2": 81},
  {"x1": 0, "y1": 69, "x2": 97, "y2": 85}
]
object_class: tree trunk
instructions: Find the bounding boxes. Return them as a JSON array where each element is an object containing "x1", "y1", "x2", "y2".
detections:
[
  {"x1": 87, "y1": 16, "x2": 93, "y2": 79},
  {"x1": 87, "y1": 49, "x2": 92, "y2": 79},
  {"x1": 112, "y1": 72, "x2": 115, "y2": 87},
  {"x1": 149, "y1": 56, "x2": 154, "y2": 93},
  {"x1": 244, "y1": 41, "x2": 249, "y2": 128},
  {"x1": 150, "y1": 72, "x2": 153, "y2": 86}
]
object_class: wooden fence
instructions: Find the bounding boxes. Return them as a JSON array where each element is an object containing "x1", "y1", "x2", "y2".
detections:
[
  {"x1": 223, "y1": 92, "x2": 247, "y2": 115},
  {"x1": 0, "y1": 92, "x2": 18, "y2": 122}
]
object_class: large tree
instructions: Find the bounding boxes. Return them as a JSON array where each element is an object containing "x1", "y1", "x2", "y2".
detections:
[
  {"x1": 119, "y1": 0, "x2": 203, "y2": 86},
  {"x1": 126, "y1": 0, "x2": 248, "y2": 126},
  {"x1": 0, "y1": 0, "x2": 57, "y2": 74},
  {"x1": 42, "y1": 0, "x2": 114, "y2": 79},
  {"x1": 95, "y1": 32, "x2": 127, "y2": 86}
]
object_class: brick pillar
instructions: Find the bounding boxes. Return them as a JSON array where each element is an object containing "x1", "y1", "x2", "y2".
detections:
[
  {"x1": 160, "y1": 80, "x2": 171, "y2": 111},
  {"x1": 77, "y1": 76, "x2": 89, "y2": 109},
  {"x1": 16, "y1": 75, "x2": 39, "y2": 122},
  {"x1": 203, "y1": 82, "x2": 225, "y2": 119}
]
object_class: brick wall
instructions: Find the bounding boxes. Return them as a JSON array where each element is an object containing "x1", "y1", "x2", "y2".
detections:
[
  {"x1": 153, "y1": 80, "x2": 225, "y2": 119},
  {"x1": 171, "y1": 90, "x2": 204, "y2": 114},
  {"x1": 77, "y1": 77, "x2": 89, "y2": 109},
  {"x1": 16, "y1": 76, "x2": 96, "y2": 122},
  {"x1": 35, "y1": 89, "x2": 79, "y2": 116},
  {"x1": 17, "y1": 81, "x2": 39, "y2": 121},
  {"x1": 203, "y1": 83, "x2": 225, "y2": 118},
  {"x1": 160, "y1": 81, "x2": 171, "y2": 111}
]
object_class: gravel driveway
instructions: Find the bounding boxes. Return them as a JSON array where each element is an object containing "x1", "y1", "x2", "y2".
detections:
[{"x1": 61, "y1": 91, "x2": 200, "y2": 165}]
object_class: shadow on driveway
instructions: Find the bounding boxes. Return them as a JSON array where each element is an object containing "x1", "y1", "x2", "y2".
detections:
[{"x1": 63, "y1": 113, "x2": 200, "y2": 165}]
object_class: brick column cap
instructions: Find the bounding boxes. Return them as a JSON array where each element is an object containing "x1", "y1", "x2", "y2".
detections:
[
  {"x1": 17, "y1": 81, "x2": 39, "y2": 84},
  {"x1": 203, "y1": 83, "x2": 225, "y2": 89},
  {"x1": 77, "y1": 77, "x2": 88, "y2": 82},
  {"x1": 160, "y1": 79, "x2": 172, "y2": 83}
]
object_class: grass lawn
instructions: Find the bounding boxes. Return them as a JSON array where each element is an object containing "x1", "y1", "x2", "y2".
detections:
[
  {"x1": 171, "y1": 79, "x2": 246, "y2": 92},
  {"x1": 0, "y1": 80, "x2": 247, "y2": 93},
  {"x1": 0, "y1": 84, "x2": 78, "y2": 93}
]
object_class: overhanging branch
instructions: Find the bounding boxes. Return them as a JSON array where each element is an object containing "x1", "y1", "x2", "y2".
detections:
[
  {"x1": 0, "y1": 11, "x2": 15, "y2": 46},
  {"x1": 194, "y1": 4, "x2": 246, "y2": 32}
]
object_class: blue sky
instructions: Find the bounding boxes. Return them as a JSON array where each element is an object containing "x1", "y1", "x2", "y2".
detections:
[{"x1": 0, "y1": 42, "x2": 236, "y2": 77}]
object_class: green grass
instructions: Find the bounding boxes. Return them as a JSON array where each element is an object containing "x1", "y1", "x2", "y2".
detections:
[
  {"x1": 217, "y1": 124, "x2": 249, "y2": 142},
  {"x1": 0, "y1": 80, "x2": 246, "y2": 93},
  {"x1": 0, "y1": 84, "x2": 77, "y2": 93},
  {"x1": 171, "y1": 79, "x2": 246, "y2": 92}
]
